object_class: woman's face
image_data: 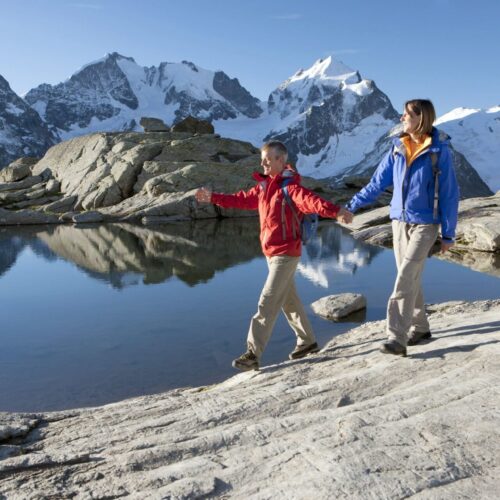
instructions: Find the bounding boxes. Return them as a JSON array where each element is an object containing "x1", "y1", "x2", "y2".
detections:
[{"x1": 401, "y1": 106, "x2": 420, "y2": 134}]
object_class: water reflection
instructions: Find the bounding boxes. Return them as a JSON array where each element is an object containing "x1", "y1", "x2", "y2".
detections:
[
  {"x1": 299, "y1": 223, "x2": 383, "y2": 287},
  {"x1": 1, "y1": 220, "x2": 265, "y2": 288},
  {"x1": 0, "y1": 221, "x2": 381, "y2": 289}
]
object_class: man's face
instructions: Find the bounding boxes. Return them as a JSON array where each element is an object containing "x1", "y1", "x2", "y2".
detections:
[{"x1": 261, "y1": 149, "x2": 285, "y2": 177}]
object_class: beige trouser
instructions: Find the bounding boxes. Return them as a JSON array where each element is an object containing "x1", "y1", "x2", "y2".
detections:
[
  {"x1": 247, "y1": 255, "x2": 316, "y2": 358},
  {"x1": 386, "y1": 220, "x2": 439, "y2": 346}
]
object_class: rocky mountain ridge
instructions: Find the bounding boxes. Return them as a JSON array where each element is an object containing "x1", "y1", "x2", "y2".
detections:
[
  {"x1": 24, "y1": 52, "x2": 263, "y2": 140},
  {"x1": 0, "y1": 75, "x2": 57, "y2": 169}
]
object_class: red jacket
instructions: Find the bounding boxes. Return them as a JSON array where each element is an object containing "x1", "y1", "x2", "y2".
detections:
[{"x1": 211, "y1": 167, "x2": 341, "y2": 257}]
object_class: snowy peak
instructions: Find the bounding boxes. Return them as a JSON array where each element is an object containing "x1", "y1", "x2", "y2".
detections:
[
  {"x1": 262, "y1": 56, "x2": 399, "y2": 173},
  {"x1": 288, "y1": 56, "x2": 360, "y2": 86},
  {"x1": 268, "y1": 56, "x2": 385, "y2": 122}
]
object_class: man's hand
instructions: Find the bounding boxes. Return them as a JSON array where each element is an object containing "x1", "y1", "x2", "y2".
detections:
[
  {"x1": 337, "y1": 207, "x2": 354, "y2": 224},
  {"x1": 195, "y1": 187, "x2": 212, "y2": 204},
  {"x1": 440, "y1": 241, "x2": 454, "y2": 253}
]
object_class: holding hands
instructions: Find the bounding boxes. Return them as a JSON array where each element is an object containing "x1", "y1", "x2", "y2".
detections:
[
  {"x1": 195, "y1": 187, "x2": 212, "y2": 204},
  {"x1": 337, "y1": 207, "x2": 354, "y2": 224}
]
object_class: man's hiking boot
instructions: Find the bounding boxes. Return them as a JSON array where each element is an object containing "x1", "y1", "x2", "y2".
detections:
[
  {"x1": 289, "y1": 342, "x2": 320, "y2": 360},
  {"x1": 232, "y1": 351, "x2": 259, "y2": 371},
  {"x1": 379, "y1": 340, "x2": 407, "y2": 357},
  {"x1": 408, "y1": 330, "x2": 432, "y2": 346}
]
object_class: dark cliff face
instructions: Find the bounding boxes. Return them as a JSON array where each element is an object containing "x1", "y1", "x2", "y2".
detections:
[
  {"x1": 213, "y1": 72, "x2": 263, "y2": 118},
  {"x1": 0, "y1": 75, "x2": 57, "y2": 168}
]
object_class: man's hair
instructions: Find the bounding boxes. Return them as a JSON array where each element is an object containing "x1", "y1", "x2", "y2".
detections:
[
  {"x1": 261, "y1": 140, "x2": 288, "y2": 161},
  {"x1": 404, "y1": 99, "x2": 436, "y2": 136}
]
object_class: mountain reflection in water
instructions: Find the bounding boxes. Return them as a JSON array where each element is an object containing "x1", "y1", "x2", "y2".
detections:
[{"x1": 0, "y1": 220, "x2": 380, "y2": 288}]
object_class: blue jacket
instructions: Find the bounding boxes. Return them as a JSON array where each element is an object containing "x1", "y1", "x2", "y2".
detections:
[{"x1": 346, "y1": 128, "x2": 460, "y2": 242}]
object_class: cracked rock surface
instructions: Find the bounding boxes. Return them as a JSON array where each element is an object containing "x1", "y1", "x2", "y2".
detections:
[{"x1": 1, "y1": 299, "x2": 499, "y2": 499}]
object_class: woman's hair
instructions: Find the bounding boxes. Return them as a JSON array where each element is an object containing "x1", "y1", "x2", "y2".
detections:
[
  {"x1": 261, "y1": 140, "x2": 288, "y2": 161},
  {"x1": 404, "y1": 99, "x2": 436, "y2": 136}
]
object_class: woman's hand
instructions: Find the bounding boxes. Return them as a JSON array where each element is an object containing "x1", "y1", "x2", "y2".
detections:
[
  {"x1": 195, "y1": 187, "x2": 212, "y2": 204},
  {"x1": 440, "y1": 241, "x2": 455, "y2": 253}
]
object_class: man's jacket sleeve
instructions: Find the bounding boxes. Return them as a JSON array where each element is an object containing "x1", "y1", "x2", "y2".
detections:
[
  {"x1": 346, "y1": 150, "x2": 394, "y2": 212},
  {"x1": 210, "y1": 186, "x2": 259, "y2": 210},
  {"x1": 288, "y1": 185, "x2": 340, "y2": 218},
  {"x1": 438, "y1": 146, "x2": 460, "y2": 242}
]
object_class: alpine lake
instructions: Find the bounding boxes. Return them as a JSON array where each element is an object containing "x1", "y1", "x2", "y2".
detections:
[{"x1": 1, "y1": 219, "x2": 499, "y2": 412}]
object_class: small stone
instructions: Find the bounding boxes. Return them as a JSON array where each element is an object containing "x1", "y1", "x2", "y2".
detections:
[{"x1": 311, "y1": 293, "x2": 367, "y2": 321}]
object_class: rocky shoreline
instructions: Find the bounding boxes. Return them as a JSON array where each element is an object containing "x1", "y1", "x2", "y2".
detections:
[{"x1": 1, "y1": 299, "x2": 499, "y2": 498}]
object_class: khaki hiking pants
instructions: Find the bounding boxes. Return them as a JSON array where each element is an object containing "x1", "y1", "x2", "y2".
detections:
[
  {"x1": 387, "y1": 221, "x2": 439, "y2": 346},
  {"x1": 247, "y1": 255, "x2": 316, "y2": 358}
]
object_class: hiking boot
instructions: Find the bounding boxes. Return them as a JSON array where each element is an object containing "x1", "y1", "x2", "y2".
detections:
[
  {"x1": 379, "y1": 340, "x2": 407, "y2": 357},
  {"x1": 407, "y1": 330, "x2": 432, "y2": 346},
  {"x1": 289, "y1": 342, "x2": 320, "y2": 360},
  {"x1": 232, "y1": 350, "x2": 259, "y2": 371}
]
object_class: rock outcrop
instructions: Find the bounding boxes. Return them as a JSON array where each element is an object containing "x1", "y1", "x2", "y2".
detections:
[
  {"x1": 0, "y1": 130, "x2": 348, "y2": 226},
  {"x1": 1, "y1": 299, "x2": 498, "y2": 498},
  {"x1": 139, "y1": 117, "x2": 169, "y2": 132}
]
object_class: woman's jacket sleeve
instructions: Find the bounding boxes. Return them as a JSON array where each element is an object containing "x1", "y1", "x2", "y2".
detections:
[{"x1": 346, "y1": 150, "x2": 395, "y2": 212}]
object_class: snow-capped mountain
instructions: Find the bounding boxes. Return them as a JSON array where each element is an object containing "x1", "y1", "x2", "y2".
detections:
[
  {"x1": 215, "y1": 56, "x2": 399, "y2": 178},
  {"x1": 24, "y1": 52, "x2": 263, "y2": 140},
  {"x1": 0, "y1": 75, "x2": 56, "y2": 168},
  {"x1": 436, "y1": 106, "x2": 500, "y2": 192}
]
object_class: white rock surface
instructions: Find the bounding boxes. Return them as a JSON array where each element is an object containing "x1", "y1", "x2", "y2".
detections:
[
  {"x1": 1, "y1": 300, "x2": 499, "y2": 499},
  {"x1": 311, "y1": 293, "x2": 367, "y2": 320}
]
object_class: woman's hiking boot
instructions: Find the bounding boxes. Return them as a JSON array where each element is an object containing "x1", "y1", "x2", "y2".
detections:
[
  {"x1": 407, "y1": 330, "x2": 432, "y2": 345},
  {"x1": 379, "y1": 340, "x2": 407, "y2": 357},
  {"x1": 232, "y1": 350, "x2": 259, "y2": 371},
  {"x1": 289, "y1": 342, "x2": 320, "y2": 360}
]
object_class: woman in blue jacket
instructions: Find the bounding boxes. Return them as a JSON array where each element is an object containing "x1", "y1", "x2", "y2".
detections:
[{"x1": 345, "y1": 99, "x2": 459, "y2": 356}]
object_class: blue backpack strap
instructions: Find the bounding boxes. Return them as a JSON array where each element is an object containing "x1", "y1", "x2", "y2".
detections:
[
  {"x1": 430, "y1": 151, "x2": 441, "y2": 219},
  {"x1": 281, "y1": 179, "x2": 301, "y2": 240}
]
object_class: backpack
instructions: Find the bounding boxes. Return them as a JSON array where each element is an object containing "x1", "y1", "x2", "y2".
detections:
[{"x1": 281, "y1": 178, "x2": 319, "y2": 244}]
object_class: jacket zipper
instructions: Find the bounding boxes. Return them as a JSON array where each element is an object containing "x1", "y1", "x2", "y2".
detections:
[{"x1": 400, "y1": 146, "x2": 433, "y2": 221}]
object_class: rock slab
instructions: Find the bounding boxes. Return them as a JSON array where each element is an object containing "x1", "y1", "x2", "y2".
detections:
[{"x1": 311, "y1": 293, "x2": 367, "y2": 320}]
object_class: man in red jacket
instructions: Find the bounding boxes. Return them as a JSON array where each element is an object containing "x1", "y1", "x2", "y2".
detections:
[{"x1": 196, "y1": 141, "x2": 352, "y2": 371}]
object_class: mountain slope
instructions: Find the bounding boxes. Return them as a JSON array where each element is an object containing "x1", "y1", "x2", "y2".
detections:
[
  {"x1": 436, "y1": 106, "x2": 500, "y2": 192},
  {"x1": 0, "y1": 75, "x2": 57, "y2": 168}
]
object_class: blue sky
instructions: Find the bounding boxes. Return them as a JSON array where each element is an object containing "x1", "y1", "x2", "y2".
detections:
[{"x1": 1, "y1": 0, "x2": 499, "y2": 116}]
